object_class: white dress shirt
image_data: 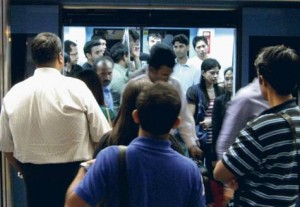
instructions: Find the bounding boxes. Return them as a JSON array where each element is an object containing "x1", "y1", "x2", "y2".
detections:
[
  {"x1": 0, "y1": 68, "x2": 111, "y2": 164},
  {"x1": 172, "y1": 59, "x2": 199, "y2": 95}
]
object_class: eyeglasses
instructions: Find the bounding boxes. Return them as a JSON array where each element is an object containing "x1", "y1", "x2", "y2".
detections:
[{"x1": 69, "y1": 53, "x2": 78, "y2": 56}]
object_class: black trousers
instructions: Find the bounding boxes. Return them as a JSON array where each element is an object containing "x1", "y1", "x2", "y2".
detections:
[{"x1": 20, "y1": 161, "x2": 82, "y2": 207}]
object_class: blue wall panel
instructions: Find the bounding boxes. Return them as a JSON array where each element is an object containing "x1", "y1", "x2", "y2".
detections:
[
  {"x1": 10, "y1": 5, "x2": 59, "y2": 34},
  {"x1": 241, "y1": 7, "x2": 300, "y2": 86}
]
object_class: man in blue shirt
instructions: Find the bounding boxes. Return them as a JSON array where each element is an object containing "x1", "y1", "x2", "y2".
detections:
[{"x1": 65, "y1": 82, "x2": 206, "y2": 207}]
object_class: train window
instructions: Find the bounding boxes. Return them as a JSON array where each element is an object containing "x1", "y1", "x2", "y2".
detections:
[{"x1": 63, "y1": 26, "x2": 236, "y2": 87}]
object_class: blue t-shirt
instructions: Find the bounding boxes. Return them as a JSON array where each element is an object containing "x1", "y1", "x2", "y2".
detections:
[{"x1": 75, "y1": 137, "x2": 205, "y2": 207}]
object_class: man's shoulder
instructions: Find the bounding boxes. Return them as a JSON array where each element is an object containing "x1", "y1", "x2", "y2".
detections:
[
  {"x1": 129, "y1": 73, "x2": 147, "y2": 82},
  {"x1": 72, "y1": 64, "x2": 83, "y2": 71},
  {"x1": 82, "y1": 62, "x2": 92, "y2": 70},
  {"x1": 169, "y1": 77, "x2": 181, "y2": 86}
]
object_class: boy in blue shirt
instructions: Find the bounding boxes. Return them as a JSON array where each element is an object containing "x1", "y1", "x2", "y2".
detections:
[{"x1": 65, "y1": 82, "x2": 206, "y2": 207}]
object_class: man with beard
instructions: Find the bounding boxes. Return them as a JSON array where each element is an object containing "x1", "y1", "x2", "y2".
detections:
[{"x1": 95, "y1": 56, "x2": 115, "y2": 112}]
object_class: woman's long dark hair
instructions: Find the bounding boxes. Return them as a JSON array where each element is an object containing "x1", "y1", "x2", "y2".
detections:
[
  {"x1": 200, "y1": 58, "x2": 222, "y2": 108},
  {"x1": 76, "y1": 70, "x2": 105, "y2": 106},
  {"x1": 109, "y1": 79, "x2": 152, "y2": 145}
]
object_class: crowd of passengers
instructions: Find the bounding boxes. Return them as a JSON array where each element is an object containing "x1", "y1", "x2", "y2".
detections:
[{"x1": 0, "y1": 31, "x2": 299, "y2": 207}]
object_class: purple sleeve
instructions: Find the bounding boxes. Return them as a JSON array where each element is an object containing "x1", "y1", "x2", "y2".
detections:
[{"x1": 216, "y1": 96, "x2": 256, "y2": 160}]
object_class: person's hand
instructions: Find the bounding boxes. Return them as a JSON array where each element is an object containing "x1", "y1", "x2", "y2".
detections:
[
  {"x1": 225, "y1": 178, "x2": 239, "y2": 191},
  {"x1": 200, "y1": 117, "x2": 211, "y2": 130},
  {"x1": 86, "y1": 159, "x2": 96, "y2": 165},
  {"x1": 189, "y1": 145, "x2": 203, "y2": 159}
]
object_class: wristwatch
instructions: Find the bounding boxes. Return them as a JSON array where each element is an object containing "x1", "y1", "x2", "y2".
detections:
[{"x1": 80, "y1": 162, "x2": 92, "y2": 172}]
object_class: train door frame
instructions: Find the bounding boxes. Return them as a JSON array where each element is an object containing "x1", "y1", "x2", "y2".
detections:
[{"x1": 1, "y1": 0, "x2": 12, "y2": 206}]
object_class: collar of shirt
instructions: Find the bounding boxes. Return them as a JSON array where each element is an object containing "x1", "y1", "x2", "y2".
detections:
[
  {"x1": 175, "y1": 58, "x2": 190, "y2": 67},
  {"x1": 130, "y1": 137, "x2": 172, "y2": 150},
  {"x1": 261, "y1": 98, "x2": 297, "y2": 115},
  {"x1": 34, "y1": 67, "x2": 62, "y2": 76},
  {"x1": 103, "y1": 86, "x2": 110, "y2": 93}
]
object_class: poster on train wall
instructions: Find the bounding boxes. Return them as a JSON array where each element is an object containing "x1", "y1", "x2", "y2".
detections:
[
  {"x1": 197, "y1": 29, "x2": 215, "y2": 55},
  {"x1": 202, "y1": 31, "x2": 211, "y2": 54}
]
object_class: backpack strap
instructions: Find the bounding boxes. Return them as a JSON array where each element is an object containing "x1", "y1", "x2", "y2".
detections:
[{"x1": 118, "y1": 145, "x2": 129, "y2": 207}]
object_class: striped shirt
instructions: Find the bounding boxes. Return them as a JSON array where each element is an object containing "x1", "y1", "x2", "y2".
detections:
[
  {"x1": 222, "y1": 99, "x2": 300, "y2": 207},
  {"x1": 206, "y1": 99, "x2": 215, "y2": 144}
]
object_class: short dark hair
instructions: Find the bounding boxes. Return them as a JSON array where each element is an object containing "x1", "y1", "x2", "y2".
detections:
[
  {"x1": 148, "y1": 43, "x2": 175, "y2": 70},
  {"x1": 64, "y1": 40, "x2": 77, "y2": 54},
  {"x1": 255, "y1": 45, "x2": 300, "y2": 95},
  {"x1": 129, "y1": 30, "x2": 140, "y2": 42},
  {"x1": 31, "y1": 32, "x2": 62, "y2": 65},
  {"x1": 110, "y1": 42, "x2": 128, "y2": 63},
  {"x1": 192, "y1": 36, "x2": 208, "y2": 49},
  {"x1": 83, "y1": 40, "x2": 101, "y2": 56},
  {"x1": 136, "y1": 82, "x2": 181, "y2": 136},
  {"x1": 172, "y1": 34, "x2": 189, "y2": 46}
]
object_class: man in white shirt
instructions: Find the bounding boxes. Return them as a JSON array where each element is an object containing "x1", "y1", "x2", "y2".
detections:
[
  {"x1": 171, "y1": 34, "x2": 199, "y2": 95},
  {"x1": 0, "y1": 32, "x2": 111, "y2": 207},
  {"x1": 188, "y1": 36, "x2": 210, "y2": 83},
  {"x1": 188, "y1": 36, "x2": 209, "y2": 70}
]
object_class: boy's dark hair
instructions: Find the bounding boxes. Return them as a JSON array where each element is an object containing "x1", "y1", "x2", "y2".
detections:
[
  {"x1": 83, "y1": 40, "x2": 100, "y2": 56},
  {"x1": 255, "y1": 45, "x2": 300, "y2": 95},
  {"x1": 148, "y1": 43, "x2": 175, "y2": 70},
  {"x1": 192, "y1": 36, "x2": 208, "y2": 49},
  {"x1": 31, "y1": 32, "x2": 62, "y2": 65},
  {"x1": 172, "y1": 34, "x2": 189, "y2": 46},
  {"x1": 136, "y1": 82, "x2": 181, "y2": 136},
  {"x1": 64, "y1": 40, "x2": 77, "y2": 54},
  {"x1": 110, "y1": 42, "x2": 128, "y2": 63}
]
